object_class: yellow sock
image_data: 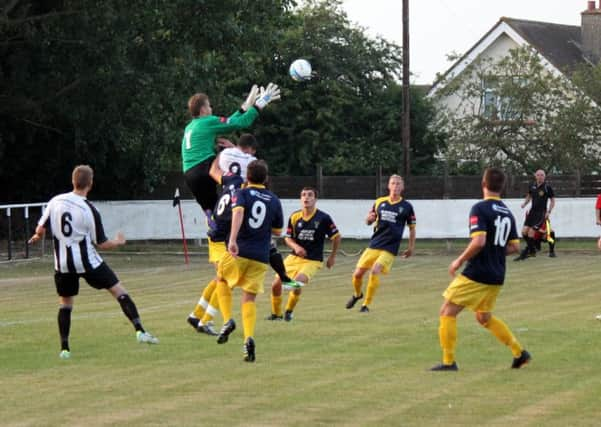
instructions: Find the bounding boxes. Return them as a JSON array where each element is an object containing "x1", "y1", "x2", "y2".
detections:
[
  {"x1": 484, "y1": 315, "x2": 523, "y2": 357},
  {"x1": 285, "y1": 292, "x2": 300, "y2": 312},
  {"x1": 201, "y1": 290, "x2": 220, "y2": 324},
  {"x1": 439, "y1": 316, "x2": 457, "y2": 365},
  {"x1": 217, "y1": 280, "x2": 232, "y2": 322},
  {"x1": 364, "y1": 274, "x2": 380, "y2": 306},
  {"x1": 352, "y1": 275, "x2": 363, "y2": 297},
  {"x1": 192, "y1": 279, "x2": 217, "y2": 318},
  {"x1": 241, "y1": 301, "x2": 256, "y2": 340},
  {"x1": 271, "y1": 295, "x2": 283, "y2": 316}
]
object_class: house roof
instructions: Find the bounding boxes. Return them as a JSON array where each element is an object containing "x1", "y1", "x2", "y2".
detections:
[
  {"x1": 428, "y1": 16, "x2": 588, "y2": 97},
  {"x1": 503, "y1": 17, "x2": 584, "y2": 73}
]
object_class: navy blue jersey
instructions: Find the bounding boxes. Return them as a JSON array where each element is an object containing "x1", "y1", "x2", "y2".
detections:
[
  {"x1": 528, "y1": 182, "x2": 554, "y2": 214},
  {"x1": 462, "y1": 197, "x2": 519, "y2": 285},
  {"x1": 286, "y1": 209, "x2": 340, "y2": 262},
  {"x1": 207, "y1": 173, "x2": 244, "y2": 242},
  {"x1": 368, "y1": 196, "x2": 416, "y2": 255},
  {"x1": 231, "y1": 184, "x2": 284, "y2": 263}
]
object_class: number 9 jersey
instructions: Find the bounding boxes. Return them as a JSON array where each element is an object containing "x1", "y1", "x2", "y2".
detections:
[
  {"x1": 462, "y1": 197, "x2": 519, "y2": 285},
  {"x1": 231, "y1": 184, "x2": 284, "y2": 263}
]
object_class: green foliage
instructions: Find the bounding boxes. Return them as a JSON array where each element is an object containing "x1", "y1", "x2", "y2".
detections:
[
  {"x1": 433, "y1": 46, "x2": 601, "y2": 175},
  {"x1": 0, "y1": 0, "x2": 441, "y2": 201}
]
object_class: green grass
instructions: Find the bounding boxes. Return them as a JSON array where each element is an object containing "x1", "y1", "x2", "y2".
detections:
[{"x1": 2, "y1": 241, "x2": 601, "y2": 426}]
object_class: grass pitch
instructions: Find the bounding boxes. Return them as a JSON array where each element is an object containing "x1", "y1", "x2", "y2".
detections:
[{"x1": 2, "y1": 240, "x2": 601, "y2": 426}]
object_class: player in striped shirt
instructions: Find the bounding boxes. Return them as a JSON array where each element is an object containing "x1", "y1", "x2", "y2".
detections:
[{"x1": 28, "y1": 165, "x2": 158, "y2": 359}]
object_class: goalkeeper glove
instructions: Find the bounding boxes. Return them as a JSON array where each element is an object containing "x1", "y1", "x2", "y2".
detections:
[
  {"x1": 241, "y1": 84, "x2": 259, "y2": 111},
  {"x1": 255, "y1": 83, "x2": 281, "y2": 109}
]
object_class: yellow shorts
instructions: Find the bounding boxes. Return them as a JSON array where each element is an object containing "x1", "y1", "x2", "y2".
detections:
[
  {"x1": 281, "y1": 255, "x2": 323, "y2": 283},
  {"x1": 208, "y1": 238, "x2": 227, "y2": 265},
  {"x1": 217, "y1": 252, "x2": 268, "y2": 295},
  {"x1": 356, "y1": 248, "x2": 395, "y2": 274},
  {"x1": 443, "y1": 274, "x2": 502, "y2": 312}
]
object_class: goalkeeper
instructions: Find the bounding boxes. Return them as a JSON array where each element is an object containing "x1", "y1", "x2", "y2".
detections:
[{"x1": 181, "y1": 84, "x2": 280, "y2": 226}]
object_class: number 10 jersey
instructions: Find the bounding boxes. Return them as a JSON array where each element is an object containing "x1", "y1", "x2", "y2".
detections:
[{"x1": 462, "y1": 197, "x2": 519, "y2": 285}]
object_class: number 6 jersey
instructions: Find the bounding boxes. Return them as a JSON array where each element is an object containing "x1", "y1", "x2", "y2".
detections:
[
  {"x1": 38, "y1": 192, "x2": 108, "y2": 273},
  {"x1": 462, "y1": 197, "x2": 519, "y2": 285}
]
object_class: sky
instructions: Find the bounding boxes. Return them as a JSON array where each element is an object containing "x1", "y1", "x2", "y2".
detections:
[{"x1": 341, "y1": 0, "x2": 585, "y2": 84}]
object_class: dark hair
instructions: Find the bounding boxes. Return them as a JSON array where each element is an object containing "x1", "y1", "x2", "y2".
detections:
[
  {"x1": 72, "y1": 165, "x2": 94, "y2": 190},
  {"x1": 188, "y1": 93, "x2": 209, "y2": 117},
  {"x1": 483, "y1": 167, "x2": 505, "y2": 193},
  {"x1": 247, "y1": 159, "x2": 268, "y2": 184},
  {"x1": 301, "y1": 187, "x2": 318, "y2": 198},
  {"x1": 238, "y1": 133, "x2": 258, "y2": 149}
]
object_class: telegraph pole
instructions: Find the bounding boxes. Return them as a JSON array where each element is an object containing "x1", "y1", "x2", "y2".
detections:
[{"x1": 402, "y1": 0, "x2": 411, "y2": 177}]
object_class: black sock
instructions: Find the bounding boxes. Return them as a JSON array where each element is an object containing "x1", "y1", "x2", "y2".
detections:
[
  {"x1": 58, "y1": 306, "x2": 72, "y2": 351},
  {"x1": 526, "y1": 237, "x2": 536, "y2": 254},
  {"x1": 117, "y1": 294, "x2": 144, "y2": 332},
  {"x1": 269, "y1": 246, "x2": 292, "y2": 283}
]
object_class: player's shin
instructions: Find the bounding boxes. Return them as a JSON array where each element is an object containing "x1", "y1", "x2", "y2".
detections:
[
  {"x1": 241, "y1": 301, "x2": 256, "y2": 340},
  {"x1": 364, "y1": 274, "x2": 380, "y2": 306},
  {"x1": 58, "y1": 305, "x2": 72, "y2": 351},
  {"x1": 216, "y1": 280, "x2": 233, "y2": 322},
  {"x1": 117, "y1": 294, "x2": 144, "y2": 332},
  {"x1": 483, "y1": 316, "x2": 523, "y2": 357},
  {"x1": 439, "y1": 316, "x2": 457, "y2": 365}
]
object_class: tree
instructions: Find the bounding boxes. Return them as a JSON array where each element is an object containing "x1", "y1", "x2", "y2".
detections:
[
  {"x1": 432, "y1": 46, "x2": 601, "y2": 175},
  {"x1": 255, "y1": 0, "x2": 444, "y2": 176}
]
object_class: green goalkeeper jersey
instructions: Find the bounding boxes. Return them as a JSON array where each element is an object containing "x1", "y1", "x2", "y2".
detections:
[{"x1": 181, "y1": 107, "x2": 259, "y2": 172}]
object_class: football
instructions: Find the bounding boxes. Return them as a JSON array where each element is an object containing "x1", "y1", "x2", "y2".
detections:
[{"x1": 289, "y1": 59, "x2": 312, "y2": 82}]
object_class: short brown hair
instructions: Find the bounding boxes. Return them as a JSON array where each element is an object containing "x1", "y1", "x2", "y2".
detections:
[
  {"x1": 301, "y1": 187, "x2": 318, "y2": 198},
  {"x1": 247, "y1": 159, "x2": 268, "y2": 184},
  {"x1": 482, "y1": 167, "x2": 505, "y2": 193},
  {"x1": 72, "y1": 165, "x2": 94, "y2": 190},
  {"x1": 238, "y1": 133, "x2": 258, "y2": 149},
  {"x1": 188, "y1": 93, "x2": 209, "y2": 117}
]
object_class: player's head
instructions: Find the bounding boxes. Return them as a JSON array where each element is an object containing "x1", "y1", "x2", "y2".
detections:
[
  {"x1": 535, "y1": 169, "x2": 546, "y2": 184},
  {"x1": 300, "y1": 187, "x2": 318, "y2": 209},
  {"x1": 388, "y1": 174, "x2": 404, "y2": 197},
  {"x1": 72, "y1": 165, "x2": 94, "y2": 191},
  {"x1": 238, "y1": 133, "x2": 258, "y2": 155},
  {"x1": 482, "y1": 167, "x2": 505, "y2": 193},
  {"x1": 246, "y1": 159, "x2": 268, "y2": 184},
  {"x1": 188, "y1": 93, "x2": 211, "y2": 118}
]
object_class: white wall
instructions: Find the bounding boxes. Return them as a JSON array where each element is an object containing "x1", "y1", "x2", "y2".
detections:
[{"x1": 94, "y1": 198, "x2": 600, "y2": 240}]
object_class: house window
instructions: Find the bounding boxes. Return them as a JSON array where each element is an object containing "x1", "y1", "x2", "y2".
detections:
[{"x1": 481, "y1": 76, "x2": 527, "y2": 121}]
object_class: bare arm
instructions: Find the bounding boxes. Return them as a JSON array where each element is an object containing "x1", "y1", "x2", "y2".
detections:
[
  {"x1": 285, "y1": 236, "x2": 306, "y2": 258},
  {"x1": 96, "y1": 232, "x2": 126, "y2": 250},
  {"x1": 228, "y1": 207, "x2": 244, "y2": 256},
  {"x1": 521, "y1": 194, "x2": 531, "y2": 209},
  {"x1": 449, "y1": 233, "x2": 486, "y2": 277},
  {"x1": 506, "y1": 240, "x2": 520, "y2": 255},
  {"x1": 28, "y1": 225, "x2": 46, "y2": 244},
  {"x1": 402, "y1": 226, "x2": 416, "y2": 258},
  {"x1": 366, "y1": 208, "x2": 377, "y2": 225},
  {"x1": 546, "y1": 197, "x2": 555, "y2": 218},
  {"x1": 326, "y1": 235, "x2": 341, "y2": 268},
  {"x1": 209, "y1": 155, "x2": 222, "y2": 183}
]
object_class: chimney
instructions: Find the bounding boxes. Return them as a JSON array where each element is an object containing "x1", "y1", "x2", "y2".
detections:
[{"x1": 582, "y1": 1, "x2": 601, "y2": 63}]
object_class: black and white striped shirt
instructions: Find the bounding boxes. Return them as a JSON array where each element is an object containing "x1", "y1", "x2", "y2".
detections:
[{"x1": 38, "y1": 192, "x2": 107, "y2": 273}]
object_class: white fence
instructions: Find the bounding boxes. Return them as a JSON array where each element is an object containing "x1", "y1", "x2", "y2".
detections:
[
  {"x1": 2, "y1": 199, "x2": 599, "y2": 255},
  {"x1": 91, "y1": 198, "x2": 599, "y2": 240}
]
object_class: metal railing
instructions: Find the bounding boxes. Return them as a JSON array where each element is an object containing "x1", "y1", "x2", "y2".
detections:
[{"x1": 0, "y1": 203, "x2": 47, "y2": 260}]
